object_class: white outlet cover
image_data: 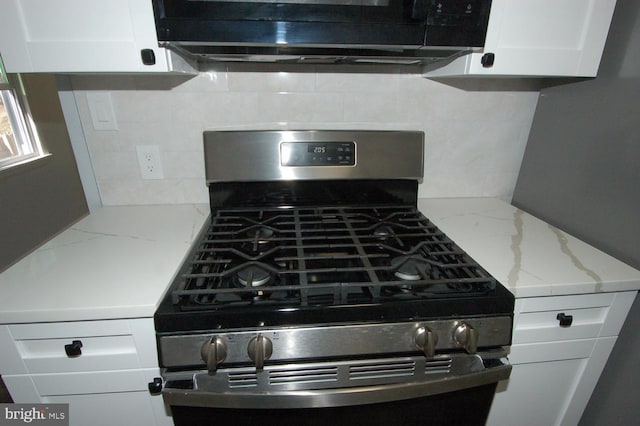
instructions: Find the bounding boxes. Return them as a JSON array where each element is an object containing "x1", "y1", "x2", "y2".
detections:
[
  {"x1": 136, "y1": 145, "x2": 164, "y2": 180},
  {"x1": 87, "y1": 92, "x2": 119, "y2": 131}
]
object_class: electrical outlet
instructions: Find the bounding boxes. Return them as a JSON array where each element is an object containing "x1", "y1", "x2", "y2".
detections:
[{"x1": 136, "y1": 145, "x2": 164, "y2": 180}]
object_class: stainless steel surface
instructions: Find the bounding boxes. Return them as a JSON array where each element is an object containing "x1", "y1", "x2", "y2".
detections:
[
  {"x1": 158, "y1": 127, "x2": 513, "y2": 413},
  {"x1": 454, "y1": 322, "x2": 479, "y2": 354},
  {"x1": 247, "y1": 335, "x2": 273, "y2": 372},
  {"x1": 165, "y1": 43, "x2": 471, "y2": 66},
  {"x1": 158, "y1": 316, "x2": 512, "y2": 369},
  {"x1": 162, "y1": 352, "x2": 511, "y2": 408},
  {"x1": 203, "y1": 130, "x2": 424, "y2": 183},
  {"x1": 201, "y1": 337, "x2": 227, "y2": 374},
  {"x1": 414, "y1": 326, "x2": 438, "y2": 358}
]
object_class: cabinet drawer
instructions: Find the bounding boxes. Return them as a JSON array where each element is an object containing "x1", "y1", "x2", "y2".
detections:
[
  {"x1": 512, "y1": 292, "x2": 634, "y2": 344},
  {"x1": 32, "y1": 368, "x2": 160, "y2": 396},
  {"x1": 16, "y1": 335, "x2": 140, "y2": 374},
  {"x1": 514, "y1": 306, "x2": 606, "y2": 344},
  {"x1": 7, "y1": 319, "x2": 158, "y2": 374}
]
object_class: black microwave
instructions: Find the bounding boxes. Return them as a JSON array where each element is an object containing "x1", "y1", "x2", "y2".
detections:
[{"x1": 151, "y1": 0, "x2": 492, "y2": 64}]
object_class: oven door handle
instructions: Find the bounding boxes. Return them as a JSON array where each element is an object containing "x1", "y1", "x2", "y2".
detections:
[{"x1": 162, "y1": 358, "x2": 511, "y2": 409}]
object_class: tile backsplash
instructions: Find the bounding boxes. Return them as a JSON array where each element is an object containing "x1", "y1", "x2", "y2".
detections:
[{"x1": 70, "y1": 64, "x2": 539, "y2": 206}]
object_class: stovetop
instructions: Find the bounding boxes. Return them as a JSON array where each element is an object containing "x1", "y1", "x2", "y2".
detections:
[
  {"x1": 179, "y1": 204, "x2": 496, "y2": 304},
  {"x1": 155, "y1": 202, "x2": 513, "y2": 333}
]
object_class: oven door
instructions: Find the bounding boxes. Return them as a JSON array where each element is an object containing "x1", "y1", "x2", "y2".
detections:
[{"x1": 162, "y1": 351, "x2": 511, "y2": 426}]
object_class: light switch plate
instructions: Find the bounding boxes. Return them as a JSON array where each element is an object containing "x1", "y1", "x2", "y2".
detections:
[{"x1": 86, "y1": 92, "x2": 118, "y2": 131}]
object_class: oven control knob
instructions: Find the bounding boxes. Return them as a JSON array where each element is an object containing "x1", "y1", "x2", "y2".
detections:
[
  {"x1": 453, "y1": 322, "x2": 478, "y2": 354},
  {"x1": 414, "y1": 326, "x2": 438, "y2": 358},
  {"x1": 201, "y1": 336, "x2": 227, "y2": 375},
  {"x1": 247, "y1": 334, "x2": 273, "y2": 372}
]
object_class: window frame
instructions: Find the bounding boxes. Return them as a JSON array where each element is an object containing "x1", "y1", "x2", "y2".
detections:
[{"x1": 0, "y1": 58, "x2": 44, "y2": 171}]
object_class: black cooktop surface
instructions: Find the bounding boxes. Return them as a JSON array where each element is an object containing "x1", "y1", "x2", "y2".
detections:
[{"x1": 155, "y1": 202, "x2": 514, "y2": 333}]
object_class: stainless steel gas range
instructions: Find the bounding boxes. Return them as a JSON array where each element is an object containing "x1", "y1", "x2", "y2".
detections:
[{"x1": 154, "y1": 130, "x2": 514, "y2": 425}]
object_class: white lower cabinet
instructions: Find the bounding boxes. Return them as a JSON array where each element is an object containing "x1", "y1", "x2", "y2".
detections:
[
  {"x1": 4, "y1": 370, "x2": 171, "y2": 426},
  {"x1": 46, "y1": 392, "x2": 159, "y2": 426},
  {"x1": 0, "y1": 318, "x2": 172, "y2": 426},
  {"x1": 487, "y1": 291, "x2": 636, "y2": 426}
]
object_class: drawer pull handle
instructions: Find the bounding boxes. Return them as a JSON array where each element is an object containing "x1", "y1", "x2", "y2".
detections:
[
  {"x1": 148, "y1": 377, "x2": 163, "y2": 395},
  {"x1": 64, "y1": 340, "x2": 83, "y2": 357},
  {"x1": 481, "y1": 52, "x2": 495, "y2": 68},
  {"x1": 557, "y1": 313, "x2": 573, "y2": 327}
]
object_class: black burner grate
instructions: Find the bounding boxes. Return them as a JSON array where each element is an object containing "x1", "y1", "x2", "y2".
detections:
[{"x1": 171, "y1": 205, "x2": 496, "y2": 310}]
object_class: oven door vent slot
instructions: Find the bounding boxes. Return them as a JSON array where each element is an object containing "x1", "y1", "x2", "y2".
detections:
[
  {"x1": 425, "y1": 357, "x2": 453, "y2": 375},
  {"x1": 349, "y1": 360, "x2": 416, "y2": 380},
  {"x1": 227, "y1": 372, "x2": 258, "y2": 388},
  {"x1": 269, "y1": 366, "x2": 339, "y2": 386}
]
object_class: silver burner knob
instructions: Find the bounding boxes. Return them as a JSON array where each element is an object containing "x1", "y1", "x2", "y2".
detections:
[
  {"x1": 201, "y1": 336, "x2": 227, "y2": 375},
  {"x1": 414, "y1": 325, "x2": 438, "y2": 358},
  {"x1": 453, "y1": 322, "x2": 478, "y2": 354},
  {"x1": 248, "y1": 334, "x2": 273, "y2": 372}
]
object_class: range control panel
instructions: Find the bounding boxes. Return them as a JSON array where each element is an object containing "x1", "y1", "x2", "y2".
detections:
[
  {"x1": 428, "y1": 0, "x2": 483, "y2": 26},
  {"x1": 280, "y1": 141, "x2": 355, "y2": 167}
]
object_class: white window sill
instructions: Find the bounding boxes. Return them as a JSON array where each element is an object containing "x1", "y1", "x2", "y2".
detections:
[{"x1": 0, "y1": 153, "x2": 53, "y2": 178}]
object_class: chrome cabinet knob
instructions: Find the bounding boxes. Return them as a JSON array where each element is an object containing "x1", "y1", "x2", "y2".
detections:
[
  {"x1": 201, "y1": 336, "x2": 227, "y2": 374},
  {"x1": 453, "y1": 322, "x2": 478, "y2": 354},
  {"x1": 248, "y1": 334, "x2": 273, "y2": 372},
  {"x1": 415, "y1": 326, "x2": 438, "y2": 358}
]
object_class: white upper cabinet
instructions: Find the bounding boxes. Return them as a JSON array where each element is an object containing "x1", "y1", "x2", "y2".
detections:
[
  {"x1": 0, "y1": 0, "x2": 194, "y2": 73},
  {"x1": 426, "y1": 0, "x2": 617, "y2": 77}
]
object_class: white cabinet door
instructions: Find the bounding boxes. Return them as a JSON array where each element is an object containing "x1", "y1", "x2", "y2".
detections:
[
  {"x1": 488, "y1": 337, "x2": 617, "y2": 426},
  {"x1": 4, "y1": 369, "x2": 172, "y2": 426},
  {"x1": 488, "y1": 357, "x2": 589, "y2": 426},
  {"x1": 426, "y1": 0, "x2": 617, "y2": 77},
  {"x1": 487, "y1": 292, "x2": 636, "y2": 426},
  {"x1": 40, "y1": 369, "x2": 173, "y2": 426},
  {"x1": 487, "y1": 339, "x2": 595, "y2": 426},
  {"x1": 0, "y1": 0, "x2": 193, "y2": 73},
  {"x1": 45, "y1": 392, "x2": 157, "y2": 426}
]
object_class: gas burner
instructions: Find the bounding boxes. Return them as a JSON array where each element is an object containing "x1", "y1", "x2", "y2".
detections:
[
  {"x1": 236, "y1": 265, "x2": 274, "y2": 287},
  {"x1": 391, "y1": 256, "x2": 429, "y2": 281},
  {"x1": 246, "y1": 226, "x2": 275, "y2": 244},
  {"x1": 373, "y1": 225, "x2": 395, "y2": 238}
]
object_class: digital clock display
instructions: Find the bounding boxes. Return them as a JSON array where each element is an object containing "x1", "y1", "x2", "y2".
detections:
[{"x1": 281, "y1": 141, "x2": 355, "y2": 167}]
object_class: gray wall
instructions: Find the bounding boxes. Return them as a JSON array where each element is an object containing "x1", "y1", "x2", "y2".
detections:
[
  {"x1": 512, "y1": 2, "x2": 640, "y2": 269},
  {"x1": 511, "y1": 1, "x2": 640, "y2": 424},
  {"x1": 0, "y1": 74, "x2": 88, "y2": 271}
]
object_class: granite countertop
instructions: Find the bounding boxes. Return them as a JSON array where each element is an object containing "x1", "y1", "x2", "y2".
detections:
[{"x1": 1, "y1": 198, "x2": 639, "y2": 324}]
